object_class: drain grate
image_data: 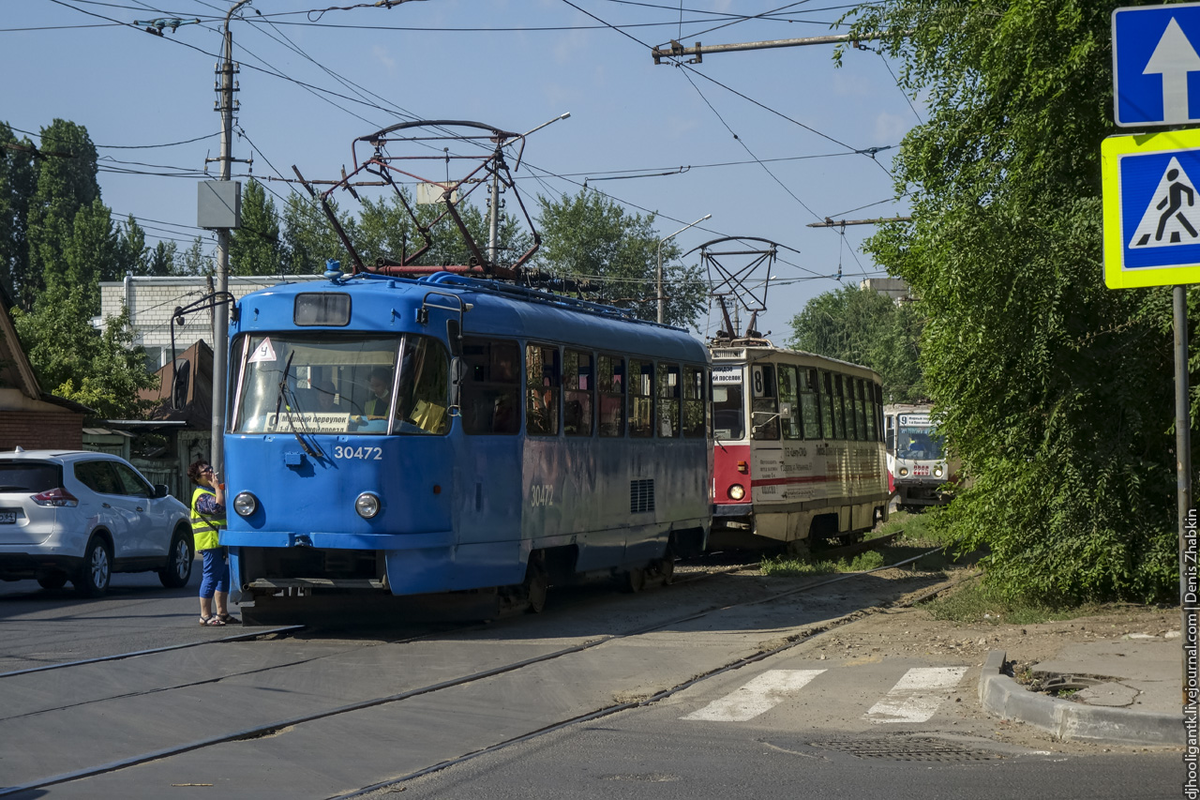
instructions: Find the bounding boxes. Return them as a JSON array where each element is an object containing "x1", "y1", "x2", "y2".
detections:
[{"x1": 809, "y1": 737, "x2": 1002, "y2": 762}]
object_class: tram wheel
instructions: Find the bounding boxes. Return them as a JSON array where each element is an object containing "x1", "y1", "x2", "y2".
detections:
[
  {"x1": 656, "y1": 554, "x2": 675, "y2": 586},
  {"x1": 625, "y1": 567, "x2": 647, "y2": 593},
  {"x1": 523, "y1": 561, "x2": 548, "y2": 614}
]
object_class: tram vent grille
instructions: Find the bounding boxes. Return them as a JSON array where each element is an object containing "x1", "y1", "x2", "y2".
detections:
[{"x1": 630, "y1": 479, "x2": 655, "y2": 514}]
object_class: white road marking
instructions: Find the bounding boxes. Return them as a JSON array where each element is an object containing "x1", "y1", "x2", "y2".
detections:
[
  {"x1": 864, "y1": 666, "x2": 968, "y2": 724},
  {"x1": 681, "y1": 669, "x2": 825, "y2": 722}
]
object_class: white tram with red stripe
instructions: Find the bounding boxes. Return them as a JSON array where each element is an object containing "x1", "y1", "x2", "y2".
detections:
[
  {"x1": 709, "y1": 341, "x2": 890, "y2": 551},
  {"x1": 883, "y1": 403, "x2": 957, "y2": 511}
]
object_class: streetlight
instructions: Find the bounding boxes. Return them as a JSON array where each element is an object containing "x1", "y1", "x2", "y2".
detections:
[{"x1": 657, "y1": 213, "x2": 711, "y2": 324}]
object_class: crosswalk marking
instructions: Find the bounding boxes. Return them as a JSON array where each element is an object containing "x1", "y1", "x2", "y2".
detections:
[
  {"x1": 863, "y1": 666, "x2": 968, "y2": 724},
  {"x1": 681, "y1": 669, "x2": 826, "y2": 722}
]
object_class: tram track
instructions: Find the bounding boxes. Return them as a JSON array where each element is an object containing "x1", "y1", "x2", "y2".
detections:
[{"x1": 0, "y1": 548, "x2": 942, "y2": 798}]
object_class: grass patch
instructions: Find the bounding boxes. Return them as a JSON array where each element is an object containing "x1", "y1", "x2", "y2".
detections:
[
  {"x1": 926, "y1": 579, "x2": 1101, "y2": 625},
  {"x1": 877, "y1": 509, "x2": 954, "y2": 546},
  {"x1": 761, "y1": 549, "x2": 885, "y2": 577}
]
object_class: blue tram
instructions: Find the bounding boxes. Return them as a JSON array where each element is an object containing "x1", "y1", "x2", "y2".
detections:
[{"x1": 221, "y1": 270, "x2": 711, "y2": 617}]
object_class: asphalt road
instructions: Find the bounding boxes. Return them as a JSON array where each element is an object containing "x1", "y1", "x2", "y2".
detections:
[{"x1": 0, "y1": 560, "x2": 1183, "y2": 799}]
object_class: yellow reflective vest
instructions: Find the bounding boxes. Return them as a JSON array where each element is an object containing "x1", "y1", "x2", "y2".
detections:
[{"x1": 191, "y1": 487, "x2": 226, "y2": 551}]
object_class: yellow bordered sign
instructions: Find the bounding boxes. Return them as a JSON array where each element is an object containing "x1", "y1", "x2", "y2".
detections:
[{"x1": 1103, "y1": 129, "x2": 1200, "y2": 288}]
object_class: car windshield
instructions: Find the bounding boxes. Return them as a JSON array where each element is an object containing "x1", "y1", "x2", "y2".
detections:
[
  {"x1": 231, "y1": 333, "x2": 450, "y2": 436},
  {"x1": 0, "y1": 461, "x2": 60, "y2": 492},
  {"x1": 897, "y1": 426, "x2": 946, "y2": 460}
]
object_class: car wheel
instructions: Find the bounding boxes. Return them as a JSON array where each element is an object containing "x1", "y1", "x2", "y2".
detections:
[
  {"x1": 74, "y1": 535, "x2": 112, "y2": 597},
  {"x1": 36, "y1": 571, "x2": 68, "y2": 590},
  {"x1": 159, "y1": 527, "x2": 194, "y2": 589}
]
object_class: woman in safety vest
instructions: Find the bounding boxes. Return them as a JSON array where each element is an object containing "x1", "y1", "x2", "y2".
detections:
[{"x1": 188, "y1": 458, "x2": 238, "y2": 625}]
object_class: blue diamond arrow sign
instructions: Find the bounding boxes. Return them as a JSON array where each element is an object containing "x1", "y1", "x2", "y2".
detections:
[{"x1": 1113, "y1": 3, "x2": 1200, "y2": 127}]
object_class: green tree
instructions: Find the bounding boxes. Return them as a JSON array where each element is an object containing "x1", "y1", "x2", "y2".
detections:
[
  {"x1": 283, "y1": 194, "x2": 354, "y2": 274},
  {"x1": 13, "y1": 289, "x2": 157, "y2": 419},
  {"x1": 230, "y1": 179, "x2": 285, "y2": 276},
  {"x1": 24, "y1": 120, "x2": 99, "y2": 309},
  {"x1": 848, "y1": 0, "x2": 1177, "y2": 603},
  {"x1": 789, "y1": 285, "x2": 925, "y2": 401},
  {"x1": 174, "y1": 237, "x2": 213, "y2": 276},
  {"x1": 61, "y1": 197, "x2": 118, "y2": 314},
  {"x1": 115, "y1": 215, "x2": 149, "y2": 279},
  {"x1": 0, "y1": 122, "x2": 36, "y2": 304},
  {"x1": 535, "y1": 189, "x2": 706, "y2": 328},
  {"x1": 147, "y1": 240, "x2": 177, "y2": 277}
]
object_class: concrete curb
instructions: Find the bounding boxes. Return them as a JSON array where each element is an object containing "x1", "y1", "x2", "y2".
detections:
[{"x1": 978, "y1": 650, "x2": 1184, "y2": 746}]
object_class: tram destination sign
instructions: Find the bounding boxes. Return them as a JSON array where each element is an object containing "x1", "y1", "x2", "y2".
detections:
[{"x1": 1102, "y1": 129, "x2": 1200, "y2": 288}]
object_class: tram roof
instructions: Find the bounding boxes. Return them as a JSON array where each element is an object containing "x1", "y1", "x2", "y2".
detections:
[{"x1": 234, "y1": 271, "x2": 709, "y2": 364}]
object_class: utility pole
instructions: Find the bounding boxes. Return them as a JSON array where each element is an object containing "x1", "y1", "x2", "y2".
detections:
[
  {"x1": 211, "y1": 0, "x2": 251, "y2": 472},
  {"x1": 657, "y1": 214, "x2": 710, "y2": 324}
]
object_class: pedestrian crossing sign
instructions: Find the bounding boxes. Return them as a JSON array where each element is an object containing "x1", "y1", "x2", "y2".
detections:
[{"x1": 1103, "y1": 129, "x2": 1200, "y2": 287}]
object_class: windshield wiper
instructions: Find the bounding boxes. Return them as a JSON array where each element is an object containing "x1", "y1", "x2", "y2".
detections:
[{"x1": 275, "y1": 352, "x2": 323, "y2": 459}]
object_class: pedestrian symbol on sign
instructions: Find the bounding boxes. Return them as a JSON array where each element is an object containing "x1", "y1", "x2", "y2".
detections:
[{"x1": 1130, "y1": 156, "x2": 1200, "y2": 248}]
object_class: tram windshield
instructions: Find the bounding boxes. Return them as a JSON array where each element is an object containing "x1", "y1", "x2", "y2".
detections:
[
  {"x1": 231, "y1": 333, "x2": 450, "y2": 436},
  {"x1": 712, "y1": 384, "x2": 745, "y2": 440},
  {"x1": 896, "y1": 425, "x2": 946, "y2": 460}
]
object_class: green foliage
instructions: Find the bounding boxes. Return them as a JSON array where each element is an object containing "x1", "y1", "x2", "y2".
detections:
[
  {"x1": 846, "y1": 1, "x2": 1178, "y2": 603},
  {"x1": 788, "y1": 285, "x2": 926, "y2": 402},
  {"x1": 762, "y1": 548, "x2": 885, "y2": 576},
  {"x1": 283, "y1": 194, "x2": 354, "y2": 274},
  {"x1": 13, "y1": 290, "x2": 157, "y2": 419},
  {"x1": 0, "y1": 122, "x2": 36, "y2": 307},
  {"x1": 926, "y1": 579, "x2": 1101, "y2": 625},
  {"x1": 229, "y1": 179, "x2": 285, "y2": 276},
  {"x1": 535, "y1": 189, "x2": 707, "y2": 328}
]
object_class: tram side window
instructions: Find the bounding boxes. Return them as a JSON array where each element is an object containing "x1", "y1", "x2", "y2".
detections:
[
  {"x1": 683, "y1": 365, "x2": 706, "y2": 438},
  {"x1": 598, "y1": 355, "x2": 625, "y2": 437},
  {"x1": 859, "y1": 380, "x2": 876, "y2": 442},
  {"x1": 751, "y1": 364, "x2": 779, "y2": 441},
  {"x1": 460, "y1": 337, "x2": 520, "y2": 435},
  {"x1": 629, "y1": 359, "x2": 654, "y2": 438},
  {"x1": 875, "y1": 383, "x2": 886, "y2": 441},
  {"x1": 398, "y1": 336, "x2": 451, "y2": 434},
  {"x1": 564, "y1": 349, "x2": 594, "y2": 437},
  {"x1": 800, "y1": 368, "x2": 821, "y2": 441},
  {"x1": 821, "y1": 371, "x2": 840, "y2": 439},
  {"x1": 833, "y1": 375, "x2": 849, "y2": 439},
  {"x1": 526, "y1": 344, "x2": 561, "y2": 437},
  {"x1": 777, "y1": 364, "x2": 801, "y2": 440},
  {"x1": 658, "y1": 363, "x2": 681, "y2": 438}
]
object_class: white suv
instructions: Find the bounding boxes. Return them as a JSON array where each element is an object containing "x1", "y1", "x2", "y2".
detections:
[{"x1": 0, "y1": 449, "x2": 193, "y2": 596}]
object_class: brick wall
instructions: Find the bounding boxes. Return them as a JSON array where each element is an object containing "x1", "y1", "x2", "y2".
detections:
[{"x1": 0, "y1": 412, "x2": 83, "y2": 451}]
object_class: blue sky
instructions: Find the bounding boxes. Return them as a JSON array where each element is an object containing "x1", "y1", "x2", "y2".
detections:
[{"x1": 5, "y1": 0, "x2": 916, "y2": 339}]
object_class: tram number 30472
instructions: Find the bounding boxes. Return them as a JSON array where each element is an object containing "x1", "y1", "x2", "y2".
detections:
[
  {"x1": 332, "y1": 446, "x2": 384, "y2": 460},
  {"x1": 530, "y1": 484, "x2": 555, "y2": 507}
]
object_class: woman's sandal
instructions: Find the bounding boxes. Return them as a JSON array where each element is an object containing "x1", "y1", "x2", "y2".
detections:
[
  {"x1": 199, "y1": 615, "x2": 226, "y2": 626},
  {"x1": 217, "y1": 613, "x2": 240, "y2": 625}
]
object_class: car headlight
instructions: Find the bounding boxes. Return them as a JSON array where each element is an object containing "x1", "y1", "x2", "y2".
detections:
[
  {"x1": 728, "y1": 484, "x2": 745, "y2": 501},
  {"x1": 233, "y1": 491, "x2": 258, "y2": 517},
  {"x1": 934, "y1": 465, "x2": 944, "y2": 478},
  {"x1": 899, "y1": 467, "x2": 908, "y2": 477},
  {"x1": 355, "y1": 492, "x2": 381, "y2": 519}
]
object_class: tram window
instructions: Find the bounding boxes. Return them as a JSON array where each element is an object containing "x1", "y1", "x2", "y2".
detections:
[
  {"x1": 564, "y1": 349, "x2": 594, "y2": 437},
  {"x1": 658, "y1": 363, "x2": 681, "y2": 438},
  {"x1": 394, "y1": 336, "x2": 451, "y2": 434},
  {"x1": 845, "y1": 376, "x2": 859, "y2": 440},
  {"x1": 885, "y1": 413, "x2": 896, "y2": 452},
  {"x1": 751, "y1": 364, "x2": 779, "y2": 441},
  {"x1": 598, "y1": 355, "x2": 625, "y2": 437},
  {"x1": 460, "y1": 337, "x2": 520, "y2": 435},
  {"x1": 821, "y1": 371, "x2": 839, "y2": 439},
  {"x1": 712, "y1": 380, "x2": 745, "y2": 440},
  {"x1": 875, "y1": 384, "x2": 886, "y2": 441},
  {"x1": 683, "y1": 365, "x2": 705, "y2": 438},
  {"x1": 800, "y1": 368, "x2": 821, "y2": 441},
  {"x1": 859, "y1": 381, "x2": 876, "y2": 442},
  {"x1": 526, "y1": 344, "x2": 561, "y2": 436},
  {"x1": 777, "y1": 364, "x2": 801, "y2": 440},
  {"x1": 628, "y1": 359, "x2": 654, "y2": 438}
]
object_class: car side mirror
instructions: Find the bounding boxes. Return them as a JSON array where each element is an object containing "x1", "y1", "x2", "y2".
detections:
[{"x1": 153, "y1": 484, "x2": 170, "y2": 499}]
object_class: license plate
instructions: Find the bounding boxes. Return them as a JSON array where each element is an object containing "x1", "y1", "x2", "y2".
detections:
[{"x1": 0, "y1": 511, "x2": 16, "y2": 524}]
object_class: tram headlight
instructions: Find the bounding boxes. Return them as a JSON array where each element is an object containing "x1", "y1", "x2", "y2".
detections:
[
  {"x1": 233, "y1": 491, "x2": 258, "y2": 517},
  {"x1": 728, "y1": 484, "x2": 746, "y2": 501},
  {"x1": 934, "y1": 465, "x2": 944, "y2": 478},
  {"x1": 899, "y1": 467, "x2": 909, "y2": 477},
  {"x1": 355, "y1": 492, "x2": 382, "y2": 519}
]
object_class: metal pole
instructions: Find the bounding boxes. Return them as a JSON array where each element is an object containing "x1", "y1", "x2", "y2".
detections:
[
  {"x1": 657, "y1": 213, "x2": 711, "y2": 324},
  {"x1": 212, "y1": 0, "x2": 250, "y2": 472},
  {"x1": 1176, "y1": 285, "x2": 1195, "y2": 705}
]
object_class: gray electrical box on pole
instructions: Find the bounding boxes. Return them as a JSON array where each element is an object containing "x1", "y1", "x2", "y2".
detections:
[{"x1": 197, "y1": 181, "x2": 241, "y2": 230}]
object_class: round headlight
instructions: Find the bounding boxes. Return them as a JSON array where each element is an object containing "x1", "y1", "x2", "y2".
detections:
[
  {"x1": 934, "y1": 465, "x2": 944, "y2": 478},
  {"x1": 233, "y1": 491, "x2": 257, "y2": 517},
  {"x1": 355, "y1": 492, "x2": 381, "y2": 519},
  {"x1": 899, "y1": 467, "x2": 908, "y2": 477},
  {"x1": 728, "y1": 483, "x2": 746, "y2": 501}
]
